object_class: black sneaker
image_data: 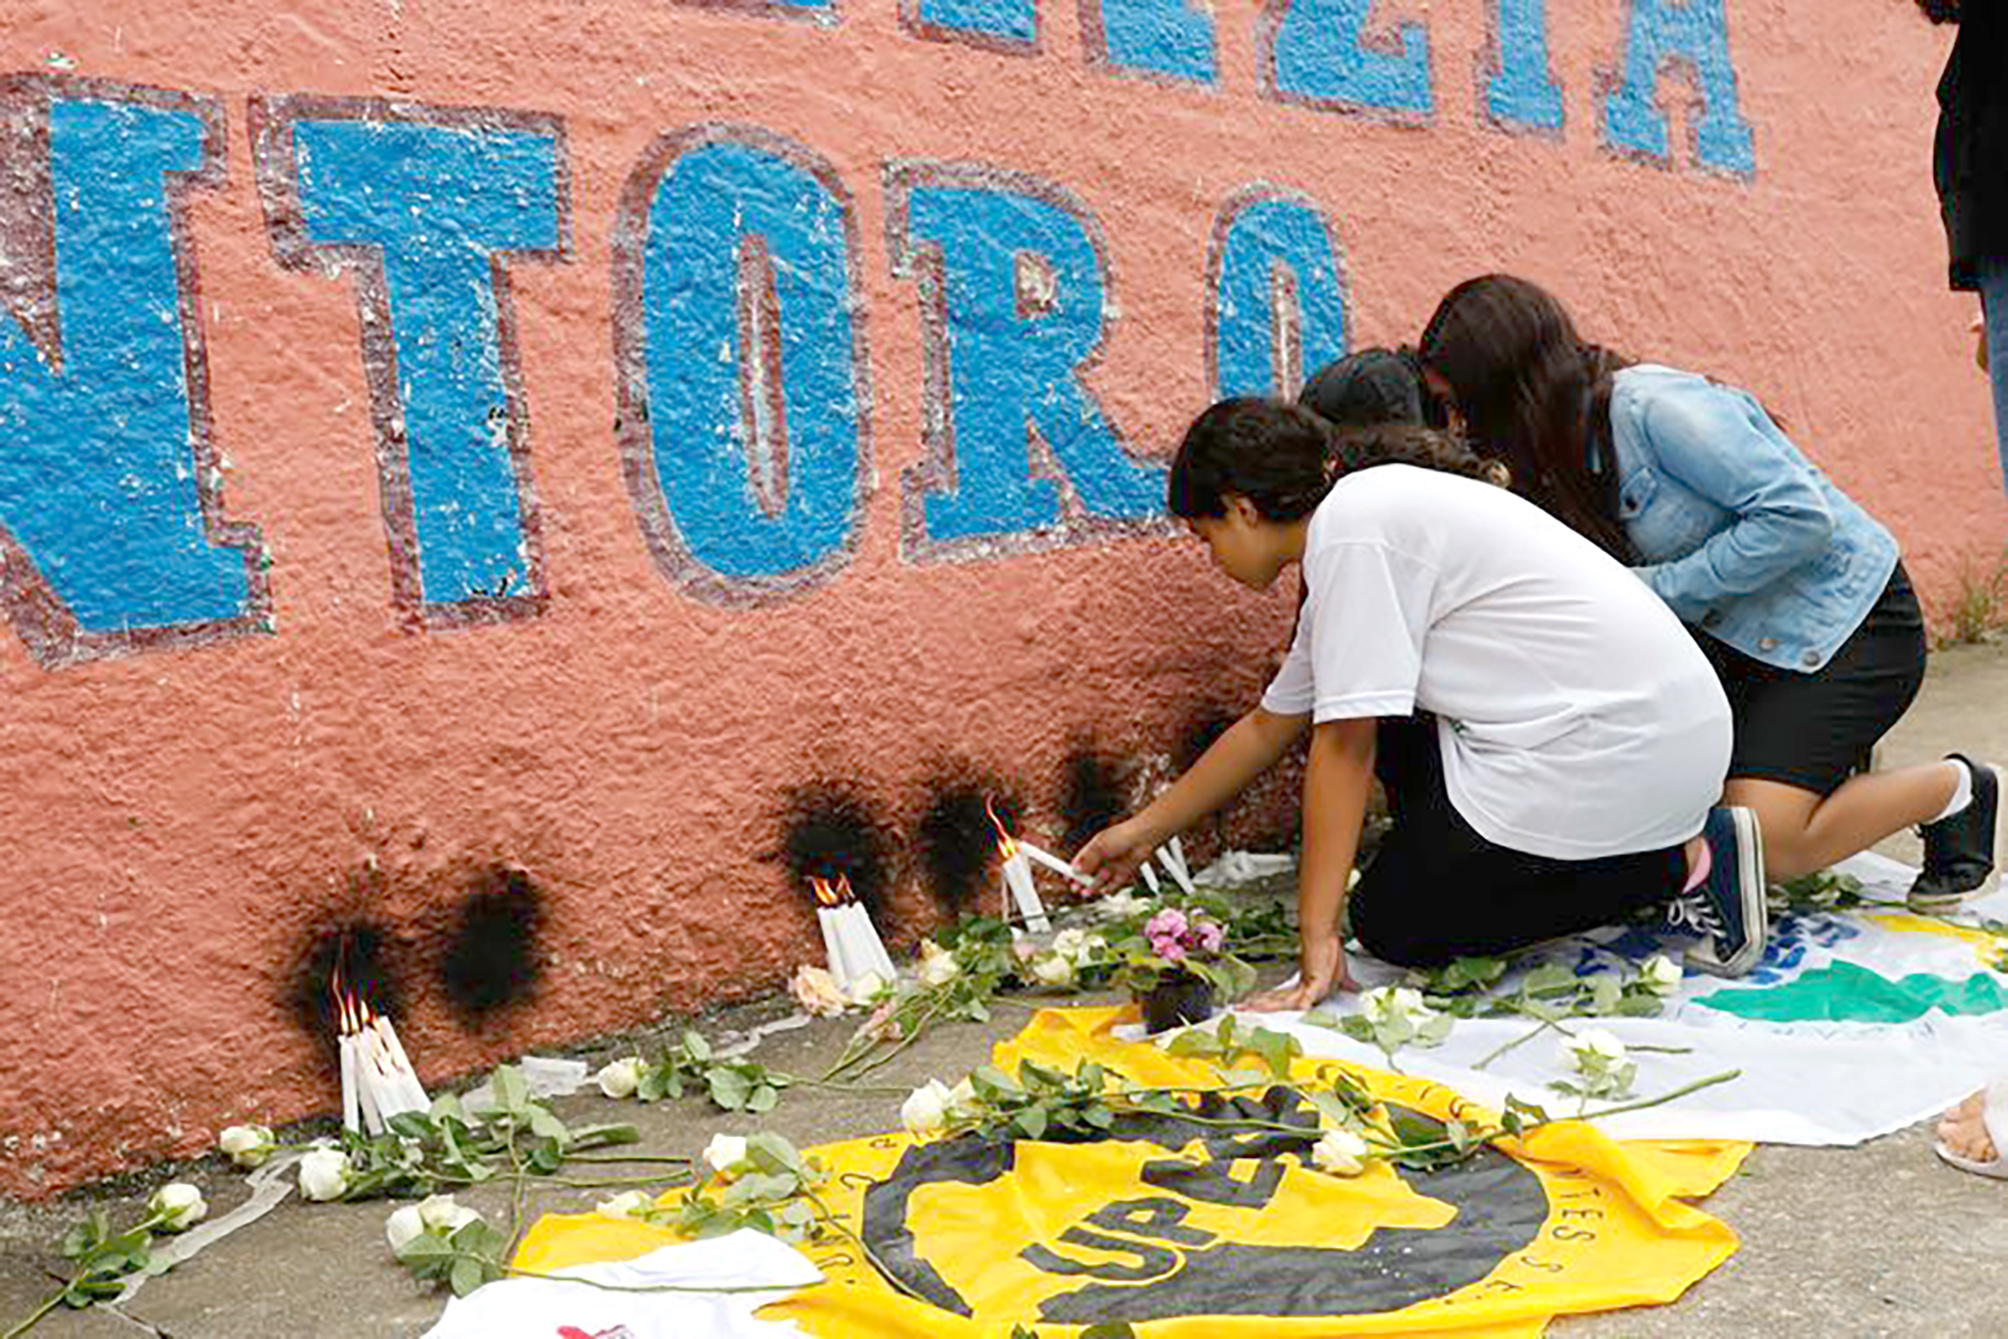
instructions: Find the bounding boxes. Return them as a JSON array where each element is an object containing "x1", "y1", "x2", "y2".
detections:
[
  {"x1": 1909, "y1": 755, "x2": 2001, "y2": 914},
  {"x1": 1664, "y1": 807, "x2": 1769, "y2": 977}
]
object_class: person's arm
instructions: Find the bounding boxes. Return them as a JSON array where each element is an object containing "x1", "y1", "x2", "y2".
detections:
[
  {"x1": 1245, "y1": 716, "x2": 1376, "y2": 1012},
  {"x1": 1074, "y1": 705, "x2": 1308, "y2": 893},
  {"x1": 1628, "y1": 384, "x2": 1835, "y2": 624}
]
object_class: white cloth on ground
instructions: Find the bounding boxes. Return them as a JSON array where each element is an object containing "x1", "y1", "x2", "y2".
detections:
[{"x1": 421, "y1": 1228, "x2": 821, "y2": 1338}]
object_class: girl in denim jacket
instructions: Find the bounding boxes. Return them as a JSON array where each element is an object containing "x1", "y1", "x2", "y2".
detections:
[{"x1": 1417, "y1": 274, "x2": 1997, "y2": 914}]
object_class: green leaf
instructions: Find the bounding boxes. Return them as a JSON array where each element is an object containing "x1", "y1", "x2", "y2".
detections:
[
  {"x1": 491, "y1": 1065, "x2": 531, "y2": 1116},
  {"x1": 567, "y1": 1122, "x2": 641, "y2": 1150},
  {"x1": 449, "y1": 1254, "x2": 487, "y2": 1297},
  {"x1": 1300, "y1": 1008, "x2": 1343, "y2": 1030},
  {"x1": 683, "y1": 1029, "x2": 712, "y2": 1063},
  {"x1": 1165, "y1": 1029, "x2": 1222, "y2": 1059},
  {"x1": 746, "y1": 1084, "x2": 779, "y2": 1115},
  {"x1": 1588, "y1": 976, "x2": 1623, "y2": 1014},
  {"x1": 387, "y1": 1112, "x2": 435, "y2": 1140},
  {"x1": 1013, "y1": 1106, "x2": 1050, "y2": 1140},
  {"x1": 708, "y1": 1067, "x2": 755, "y2": 1111},
  {"x1": 1082, "y1": 1326, "x2": 1141, "y2": 1339},
  {"x1": 1520, "y1": 964, "x2": 1578, "y2": 996},
  {"x1": 747, "y1": 1133, "x2": 805, "y2": 1176},
  {"x1": 527, "y1": 1109, "x2": 570, "y2": 1144}
]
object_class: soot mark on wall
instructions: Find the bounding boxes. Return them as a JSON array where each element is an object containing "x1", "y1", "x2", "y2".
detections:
[
  {"x1": 288, "y1": 918, "x2": 410, "y2": 1054},
  {"x1": 776, "y1": 782, "x2": 895, "y2": 919},
  {"x1": 439, "y1": 865, "x2": 547, "y2": 1020},
  {"x1": 1177, "y1": 706, "x2": 1235, "y2": 773},
  {"x1": 1059, "y1": 746, "x2": 1125, "y2": 854},
  {"x1": 916, "y1": 775, "x2": 1021, "y2": 914}
]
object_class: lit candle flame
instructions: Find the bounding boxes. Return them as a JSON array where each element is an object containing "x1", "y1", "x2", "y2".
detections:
[
  {"x1": 811, "y1": 875, "x2": 855, "y2": 907},
  {"x1": 985, "y1": 796, "x2": 1019, "y2": 859}
]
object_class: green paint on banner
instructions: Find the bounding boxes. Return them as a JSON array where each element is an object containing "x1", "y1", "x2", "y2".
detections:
[{"x1": 1698, "y1": 961, "x2": 2008, "y2": 1023}]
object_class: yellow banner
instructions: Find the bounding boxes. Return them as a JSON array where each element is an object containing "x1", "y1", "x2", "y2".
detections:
[{"x1": 518, "y1": 1007, "x2": 1746, "y2": 1336}]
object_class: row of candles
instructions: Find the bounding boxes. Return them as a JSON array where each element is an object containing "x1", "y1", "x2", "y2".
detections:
[
  {"x1": 326, "y1": 811, "x2": 1198, "y2": 1115},
  {"x1": 812, "y1": 803, "x2": 1198, "y2": 994},
  {"x1": 333, "y1": 971, "x2": 430, "y2": 1135}
]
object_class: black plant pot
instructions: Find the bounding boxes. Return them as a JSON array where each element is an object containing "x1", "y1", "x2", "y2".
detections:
[{"x1": 1138, "y1": 972, "x2": 1217, "y2": 1033}]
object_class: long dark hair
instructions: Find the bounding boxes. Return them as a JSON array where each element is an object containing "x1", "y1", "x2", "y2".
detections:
[
  {"x1": 1915, "y1": 0, "x2": 1958, "y2": 22},
  {"x1": 1416, "y1": 274, "x2": 1639, "y2": 563},
  {"x1": 1167, "y1": 398, "x2": 1495, "y2": 522}
]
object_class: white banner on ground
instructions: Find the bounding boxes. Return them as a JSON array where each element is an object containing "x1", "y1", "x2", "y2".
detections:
[{"x1": 1225, "y1": 854, "x2": 2008, "y2": 1146}]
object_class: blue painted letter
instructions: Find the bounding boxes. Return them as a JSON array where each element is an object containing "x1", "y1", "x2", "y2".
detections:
[
  {"x1": 1265, "y1": 0, "x2": 1432, "y2": 117},
  {"x1": 1487, "y1": 0, "x2": 1563, "y2": 133},
  {"x1": 889, "y1": 167, "x2": 1163, "y2": 556},
  {"x1": 1088, "y1": 0, "x2": 1217, "y2": 85},
  {"x1": 0, "y1": 86, "x2": 264, "y2": 665},
  {"x1": 274, "y1": 107, "x2": 563, "y2": 618},
  {"x1": 1603, "y1": 0, "x2": 1754, "y2": 176},
  {"x1": 613, "y1": 130, "x2": 867, "y2": 600},
  {"x1": 1209, "y1": 193, "x2": 1348, "y2": 402},
  {"x1": 906, "y1": 0, "x2": 1036, "y2": 49}
]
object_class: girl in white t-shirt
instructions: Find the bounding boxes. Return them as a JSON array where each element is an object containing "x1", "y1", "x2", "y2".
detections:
[{"x1": 1075, "y1": 400, "x2": 1769, "y2": 1008}]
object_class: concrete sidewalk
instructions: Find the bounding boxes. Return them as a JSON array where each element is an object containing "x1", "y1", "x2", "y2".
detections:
[{"x1": 3, "y1": 642, "x2": 2005, "y2": 1338}]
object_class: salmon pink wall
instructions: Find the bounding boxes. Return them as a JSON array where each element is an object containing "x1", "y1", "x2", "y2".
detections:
[{"x1": 0, "y1": 0, "x2": 1998, "y2": 1194}]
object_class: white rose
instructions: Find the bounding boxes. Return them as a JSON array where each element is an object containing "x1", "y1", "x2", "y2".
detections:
[
  {"x1": 595, "y1": 1190, "x2": 655, "y2": 1220},
  {"x1": 218, "y1": 1124, "x2": 275, "y2": 1169},
  {"x1": 595, "y1": 1057, "x2": 645, "y2": 1100},
  {"x1": 917, "y1": 941, "x2": 961, "y2": 987},
  {"x1": 147, "y1": 1183, "x2": 207, "y2": 1231},
  {"x1": 790, "y1": 965, "x2": 849, "y2": 1017},
  {"x1": 297, "y1": 1147, "x2": 353, "y2": 1202},
  {"x1": 1031, "y1": 953, "x2": 1076, "y2": 989},
  {"x1": 1312, "y1": 1129, "x2": 1371, "y2": 1177},
  {"x1": 1051, "y1": 928, "x2": 1089, "y2": 960},
  {"x1": 384, "y1": 1204, "x2": 427, "y2": 1255},
  {"x1": 846, "y1": 970, "x2": 889, "y2": 1006},
  {"x1": 1566, "y1": 1028, "x2": 1628, "y2": 1067},
  {"x1": 702, "y1": 1133, "x2": 749, "y2": 1177},
  {"x1": 901, "y1": 1079, "x2": 955, "y2": 1138},
  {"x1": 416, "y1": 1194, "x2": 480, "y2": 1235},
  {"x1": 1096, "y1": 891, "x2": 1150, "y2": 921},
  {"x1": 947, "y1": 1077, "x2": 980, "y2": 1119},
  {"x1": 1639, "y1": 954, "x2": 1683, "y2": 996}
]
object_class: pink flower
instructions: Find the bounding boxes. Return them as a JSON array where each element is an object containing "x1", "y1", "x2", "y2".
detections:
[
  {"x1": 1144, "y1": 908, "x2": 1188, "y2": 943},
  {"x1": 1194, "y1": 920, "x2": 1225, "y2": 954},
  {"x1": 1154, "y1": 937, "x2": 1188, "y2": 964},
  {"x1": 860, "y1": 1001, "x2": 900, "y2": 1043}
]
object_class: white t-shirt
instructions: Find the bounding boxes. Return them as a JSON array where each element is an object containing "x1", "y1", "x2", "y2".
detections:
[{"x1": 1261, "y1": 465, "x2": 1730, "y2": 860}]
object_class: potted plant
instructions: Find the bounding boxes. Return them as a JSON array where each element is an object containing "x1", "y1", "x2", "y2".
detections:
[{"x1": 1116, "y1": 906, "x2": 1257, "y2": 1032}]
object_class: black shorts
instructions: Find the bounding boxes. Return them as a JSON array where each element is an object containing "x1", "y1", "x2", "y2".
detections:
[{"x1": 1699, "y1": 562, "x2": 1927, "y2": 798}]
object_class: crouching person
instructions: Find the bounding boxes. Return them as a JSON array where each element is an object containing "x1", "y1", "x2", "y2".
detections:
[{"x1": 1075, "y1": 400, "x2": 1768, "y2": 1009}]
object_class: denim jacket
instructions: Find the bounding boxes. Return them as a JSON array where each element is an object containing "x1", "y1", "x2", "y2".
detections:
[{"x1": 1607, "y1": 365, "x2": 1898, "y2": 673}]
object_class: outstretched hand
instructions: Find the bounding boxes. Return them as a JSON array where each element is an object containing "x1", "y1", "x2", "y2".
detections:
[
  {"x1": 1073, "y1": 819, "x2": 1161, "y2": 897},
  {"x1": 1244, "y1": 929, "x2": 1354, "y2": 1012}
]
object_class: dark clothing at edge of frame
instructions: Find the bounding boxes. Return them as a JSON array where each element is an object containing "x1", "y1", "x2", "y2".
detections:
[{"x1": 1936, "y1": 5, "x2": 2008, "y2": 290}]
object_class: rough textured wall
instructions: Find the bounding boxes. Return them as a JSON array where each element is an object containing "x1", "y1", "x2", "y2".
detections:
[{"x1": 0, "y1": 0, "x2": 1997, "y2": 1194}]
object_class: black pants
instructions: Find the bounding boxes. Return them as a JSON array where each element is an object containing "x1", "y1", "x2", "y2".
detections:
[{"x1": 1349, "y1": 718, "x2": 1688, "y2": 968}]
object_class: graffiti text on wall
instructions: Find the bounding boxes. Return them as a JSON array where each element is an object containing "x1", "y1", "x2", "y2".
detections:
[{"x1": 0, "y1": 1, "x2": 1753, "y2": 661}]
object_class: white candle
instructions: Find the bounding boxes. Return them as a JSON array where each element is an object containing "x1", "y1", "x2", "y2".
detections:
[
  {"x1": 1003, "y1": 850, "x2": 1050, "y2": 932},
  {"x1": 845, "y1": 902, "x2": 896, "y2": 980},
  {"x1": 374, "y1": 1017, "x2": 430, "y2": 1114},
  {"x1": 364, "y1": 1028, "x2": 405, "y2": 1123},
  {"x1": 1139, "y1": 861, "x2": 1161, "y2": 895},
  {"x1": 817, "y1": 904, "x2": 854, "y2": 990},
  {"x1": 339, "y1": 1033, "x2": 360, "y2": 1134},
  {"x1": 1016, "y1": 840, "x2": 1095, "y2": 887},
  {"x1": 356, "y1": 1042, "x2": 385, "y2": 1135},
  {"x1": 1162, "y1": 838, "x2": 1197, "y2": 897}
]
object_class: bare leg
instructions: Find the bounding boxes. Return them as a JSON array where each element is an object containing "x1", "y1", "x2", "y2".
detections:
[{"x1": 1725, "y1": 762, "x2": 1962, "y2": 885}]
